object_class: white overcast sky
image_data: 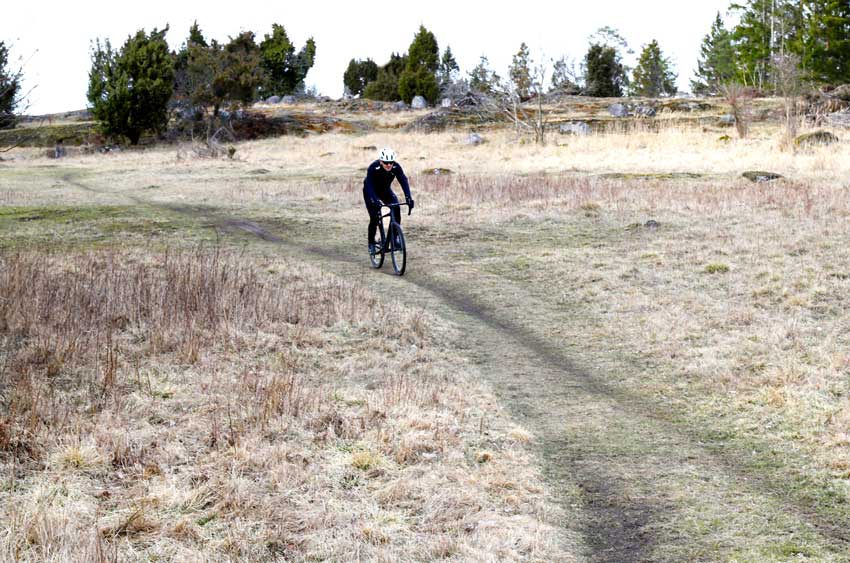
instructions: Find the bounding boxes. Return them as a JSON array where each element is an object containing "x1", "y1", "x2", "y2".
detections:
[{"x1": 4, "y1": 0, "x2": 735, "y2": 115}]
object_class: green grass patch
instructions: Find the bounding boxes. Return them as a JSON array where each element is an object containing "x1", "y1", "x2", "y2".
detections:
[
  {"x1": 704, "y1": 263, "x2": 730, "y2": 274},
  {"x1": 0, "y1": 205, "x2": 211, "y2": 249}
]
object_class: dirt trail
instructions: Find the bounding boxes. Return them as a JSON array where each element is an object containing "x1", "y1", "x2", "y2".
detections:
[{"x1": 59, "y1": 173, "x2": 850, "y2": 562}]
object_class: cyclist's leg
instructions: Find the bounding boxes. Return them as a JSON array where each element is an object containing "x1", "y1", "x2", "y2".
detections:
[
  {"x1": 363, "y1": 188, "x2": 380, "y2": 246},
  {"x1": 386, "y1": 191, "x2": 401, "y2": 225}
]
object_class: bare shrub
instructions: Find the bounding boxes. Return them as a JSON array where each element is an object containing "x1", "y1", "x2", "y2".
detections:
[
  {"x1": 772, "y1": 54, "x2": 804, "y2": 149},
  {"x1": 722, "y1": 83, "x2": 753, "y2": 139}
]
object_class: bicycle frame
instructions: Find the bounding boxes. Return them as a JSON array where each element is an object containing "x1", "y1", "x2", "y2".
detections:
[{"x1": 370, "y1": 201, "x2": 410, "y2": 275}]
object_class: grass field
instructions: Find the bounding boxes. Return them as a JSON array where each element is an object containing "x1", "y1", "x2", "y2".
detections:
[{"x1": 2, "y1": 117, "x2": 850, "y2": 562}]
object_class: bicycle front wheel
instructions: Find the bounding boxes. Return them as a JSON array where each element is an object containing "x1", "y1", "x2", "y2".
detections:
[
  {"x1": 370, "y1": 221, "x2": 385, "y2": 269},
  {"x1": 389, "y1": 222, "x2": 406, "y2": 275}
]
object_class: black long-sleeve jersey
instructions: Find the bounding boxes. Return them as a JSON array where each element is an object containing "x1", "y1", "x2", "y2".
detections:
[{"x1": 363, "y1": 160, "x2": 411, "y2": 203}]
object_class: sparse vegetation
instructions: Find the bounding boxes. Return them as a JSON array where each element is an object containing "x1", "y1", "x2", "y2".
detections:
[{"x1": 3, "y1": 100, "x2": 850, "y2": 561}]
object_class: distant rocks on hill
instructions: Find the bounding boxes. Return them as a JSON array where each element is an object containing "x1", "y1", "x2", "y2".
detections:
[
  {"x1": 465, "y1": 133, "x2": 485, "y2": 145},
  {"x1": 559, "y1": 121, "x2": 592, "y2": 136},
  {"x1": 608, "y1": 103, "x2": 630, "y2": 118}
]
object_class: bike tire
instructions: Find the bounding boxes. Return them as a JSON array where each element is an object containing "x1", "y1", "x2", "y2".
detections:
[
  {"x1": 389, "y1": 222, "x2": 406, "y2": 275},
  {"x1": 370, "y1": 221, "x2": 385, "y2": 269}
]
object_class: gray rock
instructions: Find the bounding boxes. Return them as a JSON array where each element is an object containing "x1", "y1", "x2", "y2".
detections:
[
  {"x1": 825, "y1": 111, "x2": 850, "y2": 127},
  {"x1": 559, "y1": 121, "x2": 592, "y2": 136},
  {"x1": 465, "y1": 133, "x2": 485, "y2": 145},
  {"x1": 266, "y1": 95, "x2": 281, "y2": 104},
  {"x1": 718, "y1": 114, "x2": 736, "y2": 126},
  {"x1": 441, "y1": 98, "x2": 453, "y2": 108},
  {"x1": 634, "y1": 105, "x2": 656, "y2": 117},
  {"x1": 393, "y1": 101, "x2": 407, "y2": 111},
  {"x1": 411, "y1": 96, "x2": 428, "y2": 109},
  {"x1": 281, "y1": 95, "x2": 296, "y2": 104},
  {"x1": 742, "y1": 171, "x2": 783, "y2": 183},
  {"x1": 830, "y1": 84, "x2": 850, "y2": 102},
  {"x1": 608, "y1": 103, "x2": 630, "y2": 118},
  {"x1": 422, "y1": 167, "x2": 453, "y2": 175}
]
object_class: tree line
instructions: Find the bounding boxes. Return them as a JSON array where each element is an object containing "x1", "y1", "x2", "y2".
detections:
[
  {"x1": 692, "y1": 0, "x2": 850, "y2": 94},
  {"x1": 1, "y1": 0, "x2": 849, "y2": 142},
  {"x1": 84, "y1": 22, "x2": 315, "y2": 144}
]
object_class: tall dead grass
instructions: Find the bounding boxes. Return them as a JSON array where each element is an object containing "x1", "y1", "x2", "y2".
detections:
[{"x1": 0, "y1": 248, "x2": 571, "y2": 562}]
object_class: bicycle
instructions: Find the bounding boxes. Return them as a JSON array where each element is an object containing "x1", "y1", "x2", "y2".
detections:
[{"x1": 369, "y1": 202, "x2": 410, "y2": 275}]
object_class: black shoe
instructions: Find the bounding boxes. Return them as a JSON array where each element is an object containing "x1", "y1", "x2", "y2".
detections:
[{"x1": 368, "y1": 243, "x2": 377, "y2": 255}]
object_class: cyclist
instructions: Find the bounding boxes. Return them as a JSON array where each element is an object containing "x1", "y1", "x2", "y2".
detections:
[{"x1": 363, "y1": 147, "x2": 414, "y2": 254}]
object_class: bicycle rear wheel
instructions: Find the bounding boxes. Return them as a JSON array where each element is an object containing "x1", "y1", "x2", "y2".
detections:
[
  {"x1": 370, "y1": 221, "x2": 385, "y2": 269},
  {"x1": 389, "y1": 222, "x2": 406, "y2": 275}
]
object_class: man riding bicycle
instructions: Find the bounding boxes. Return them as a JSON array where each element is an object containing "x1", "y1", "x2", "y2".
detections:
[{"x1": 363, "y1": 147, "x2": 414, "y2": 255}]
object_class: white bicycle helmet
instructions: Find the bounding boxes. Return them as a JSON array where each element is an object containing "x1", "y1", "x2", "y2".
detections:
[{"x1": 379, "y1": 147, "x2": 396, "y2": 162}]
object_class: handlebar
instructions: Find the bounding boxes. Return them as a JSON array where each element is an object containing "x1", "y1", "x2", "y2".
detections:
[{"x1": 377, "y1": 201, "x2": 412, "y2": 216}]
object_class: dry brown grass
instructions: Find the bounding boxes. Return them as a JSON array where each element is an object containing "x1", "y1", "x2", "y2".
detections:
[
  {"x1": 4, "y1": 113, "x2": 850, "y2": 559},
  {"x1": 0, "y1": 247, "x2": 571, "y2": 562}
]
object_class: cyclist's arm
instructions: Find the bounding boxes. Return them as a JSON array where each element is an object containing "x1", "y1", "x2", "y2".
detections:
[
  {"x1": 394, "y1": 163, "x2": 412, "y2": 202},
  {"x1": 364, "y1": 165, "x2": 380, "y2": 204}
]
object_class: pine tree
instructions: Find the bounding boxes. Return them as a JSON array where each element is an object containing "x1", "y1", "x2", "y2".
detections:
[
  {"x1": 631, "y1": 40, "x2": 677, "y2": 97},
  {"x1": 0, "y1": 41, "x2": 22, "y2": 129},
  {"x1": 731, "y1": 0, "x2": 774, "y2": 88},
  {"x1": 343, "y1": 58, "x2": 378, "y2": 97},
  {"x1": 87, "y1": 27, "x2": 174, "y2": 144},
  {"x1": 259, "y1": 24, "x2": 316, "y2": 96},
  {"x1": 584, "y1": 44, "x2": 627, "y2": 97},
  {"x1": 730, "y1": 0, "x2": 804, "y2": 89},
  {"x1": 363, "y1": 53, "x2": 407, "y2": 101},
  {"x1": 801, "y1": 0, "x2": 850, "y2": 83},
  {"x1": 438, "y1": 46, "x2": 459, "y2": 89},
  {"x1": 692, "y1": 12, "x2": 736, "y2": 95},
  {"x1": 221, "y1": 31, "x2": 263, "y2": 105},
  {"x1": 509, "y1": 42, "x2": 532, "y2": 99},
  {"x1": 398, "y1": 25, "x2": 440, "y2": 104},
  {"x1": 468, "y1": 55, "x2": 500, "y2": 95}
]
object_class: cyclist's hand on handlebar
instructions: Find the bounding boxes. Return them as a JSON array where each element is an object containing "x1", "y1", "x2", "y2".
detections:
[{"x1": 407, "y1": 198, "x2": 414, "y2": 215}]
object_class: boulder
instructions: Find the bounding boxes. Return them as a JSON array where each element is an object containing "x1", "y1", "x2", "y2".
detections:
[
  {"x1": 281, "y1": 95, "x2": 296, "y2": 104},
  {"x1": 825, "y1": 111, "x2": 850, "y2": 128},
  {"x1": 393, "y1": 101, "x2": 408, "y2": 111},
  {"x1": 742, "y1": 171, "x2": 783, "y2": 183},
  {"x1": 718, "y1": 114, "x2": 736, "y2": 126},
  {"x1": 559, "y1": 121, "x2": 592, "y2": 136},
  {"x1": 608, "y1": 103, "x2": 630, "y2": 118},
  {"x1": 830, "y1": 84, "x2": 850, "y2": 102},
  {"x1": 795, "y1": 130, "x2": 839, "y2": 148},
  {"x1": 634, "y1": 105, "x2": 657, "y2": 117},
  {"x1": 441, "y1": 98, "x2": 453, "y2": 108},
  {"x1": 266, "y1": 95, "x2": 281, "y2": 104},
  {"x1": 411, "y1": 96, "x2": 428, "y2": 109},
  {"x1": 465, "y1": 133, "x2": 485, "y2": 145}
]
